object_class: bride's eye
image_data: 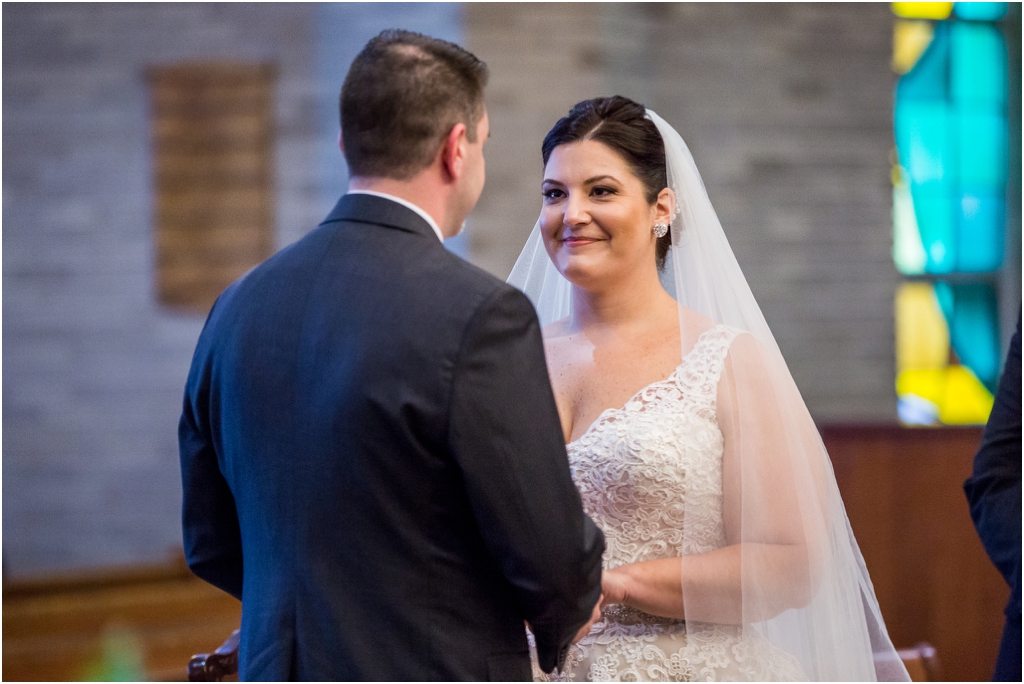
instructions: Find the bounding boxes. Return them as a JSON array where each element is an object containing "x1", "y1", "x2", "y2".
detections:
[
  {"x1": 542, "y1": 188, "x2": 565, "y2": 200},
  {"x1": 591, "y1": 186, "x2": 616, "y2": 197}
]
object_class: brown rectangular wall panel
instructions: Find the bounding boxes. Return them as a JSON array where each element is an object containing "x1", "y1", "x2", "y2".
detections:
[
  {"x1": 149, "y1": 62, "x2": 276, "y2": 313},
  {"x1": 824, "y1": 425, "x2": 1009, "y2": 682}
]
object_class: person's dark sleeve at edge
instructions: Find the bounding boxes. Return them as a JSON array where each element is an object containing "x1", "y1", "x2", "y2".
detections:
[{"x1": 965, "y1": 309, "x2": 1021, "y2": 682}]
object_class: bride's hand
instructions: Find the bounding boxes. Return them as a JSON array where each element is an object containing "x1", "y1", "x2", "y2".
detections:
[{"x1": 600, "y1": 567, "x2": 630, "y2": 607}]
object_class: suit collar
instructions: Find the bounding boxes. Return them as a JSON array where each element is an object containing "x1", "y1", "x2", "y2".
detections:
[
  {"x1": 321, "y1": 193, "x2": 439, "y2": 240},
  {"x1": 347, "y1": 190, "x2": 445, "y2": 241}
]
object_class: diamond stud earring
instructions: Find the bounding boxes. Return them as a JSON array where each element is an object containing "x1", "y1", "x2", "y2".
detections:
[{"x1": 653, "y1": 222, "x2": 669, "y2": 238}]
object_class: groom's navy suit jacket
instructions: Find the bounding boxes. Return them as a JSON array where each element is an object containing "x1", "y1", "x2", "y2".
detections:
[{"x1": 179, "y1": 194, "x2": 604, "y2": 681}]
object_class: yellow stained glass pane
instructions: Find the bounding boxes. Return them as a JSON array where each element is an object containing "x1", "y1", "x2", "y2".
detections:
[
  {"x1": 940, "y1": 366, "x2": 994, "y2": 423},
  {"x1": 895, "y1": 283, "x2": 950, "y2": 372},
  {"x1": 894, "y1": 20, "x2": 935, "y2": 74},
  {"x1": 897, "y1": 367, "x2": 946, "y2": 404},
  {"x1": 893, "y1": 2, "x2": 954, "y2": 19}
]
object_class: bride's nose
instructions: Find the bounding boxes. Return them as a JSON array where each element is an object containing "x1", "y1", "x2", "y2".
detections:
[{"x1": 563, "y1": 192, "x2": 590, "y2": 228}]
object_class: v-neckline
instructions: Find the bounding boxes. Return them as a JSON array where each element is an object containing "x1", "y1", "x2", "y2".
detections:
[{"x1": 565, "y1": 325, "x2": 722, "y2": 447}]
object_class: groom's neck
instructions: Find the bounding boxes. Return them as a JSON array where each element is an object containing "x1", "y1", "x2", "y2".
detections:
[{"x1": 349, "y1": 174, "x2": 453, "y2": 237}]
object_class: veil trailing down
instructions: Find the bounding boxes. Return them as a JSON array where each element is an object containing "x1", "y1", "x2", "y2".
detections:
[{"x1": 509, "y1": 108, "x2": 909, "y2": 681}]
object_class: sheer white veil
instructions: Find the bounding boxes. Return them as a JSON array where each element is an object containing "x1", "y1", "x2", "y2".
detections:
[{"x1": 508, "y1": 109, "x2": 908, "y2": 681}]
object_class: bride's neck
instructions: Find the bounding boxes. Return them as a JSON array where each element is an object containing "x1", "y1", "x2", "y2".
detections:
[{"x1": 571, "y1": 265, "x2": 672, "y2": 334}]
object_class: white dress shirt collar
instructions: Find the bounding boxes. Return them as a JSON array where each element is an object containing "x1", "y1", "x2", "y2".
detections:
[{"x1": 346, "y1": 190, "x2": 444, "y2": 243}]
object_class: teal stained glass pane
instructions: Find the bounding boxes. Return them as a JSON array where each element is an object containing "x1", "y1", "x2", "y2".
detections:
[
  {"x1": 897, "y1": 23, "x2": 950, "y2": 102},
  {"x1": 934, "y1": 281, "x2": 955, "y2": 322},
  {"x1": 954, "y1": 2, "x2": 1008, "y2": 21},
  {"x1": 951, "y1": 23, "x2": 1007, "y2": 106},
  {"x1": 913, "y1": 191, "x2": 957, "y2": 272},
  {"x1": 941, "y1": 282, "x2": 1001, "y2": 389},
  {"x1": 957, "y1": 190, "x2": 1004, "y2": 271},
  {"x1": 896, "y1": 101, "x2": 952, "y2": 187},
  {"x1": 957, "y1": 109, "x2": 1008, "y2": 186}
]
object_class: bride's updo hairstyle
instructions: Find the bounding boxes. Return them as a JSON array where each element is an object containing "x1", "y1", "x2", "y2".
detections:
[{"x1": 542, "y1": 96, "x2": 671, "y2": 269}]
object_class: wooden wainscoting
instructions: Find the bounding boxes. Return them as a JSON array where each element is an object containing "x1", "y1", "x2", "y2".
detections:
[
  {"x1": 3, "y1": 427, "x2": 1009, "y2": 681},
  {"x1": 824, "y1": 425, "x2": 1009, "y2": 682},
  {"x1": 2, "y1": 556, "x2": 241, "y2": 681}
]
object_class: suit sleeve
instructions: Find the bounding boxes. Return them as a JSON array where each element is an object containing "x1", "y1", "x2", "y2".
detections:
[
  {"x1": 448, "y1": 286, "x2": 605, "y2": 673},
  {"x1": 964, "y1": 310, "x2": 1022, "y2": 613},
  {"x1": 179, "y1": 337, "x2": 244, "y2": 601}
]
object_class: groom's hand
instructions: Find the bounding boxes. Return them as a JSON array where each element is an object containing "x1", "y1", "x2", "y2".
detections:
[{"x1": 572, "y1": 594, "x2": 603, "y2": 644}]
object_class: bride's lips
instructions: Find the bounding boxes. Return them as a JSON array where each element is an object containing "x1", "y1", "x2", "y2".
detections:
[{"x1": 562, "y1": 236, "x2": 602, "y2": 247}]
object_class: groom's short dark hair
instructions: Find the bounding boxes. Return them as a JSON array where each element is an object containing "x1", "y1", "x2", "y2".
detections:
[{"x1": 341, "y1": 30, "x2": 488, "y2": 180}]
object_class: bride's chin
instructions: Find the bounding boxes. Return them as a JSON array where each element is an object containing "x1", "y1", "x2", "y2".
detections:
[{"x1": 556, "y1": 261, "x2": 607, "y2": 292}]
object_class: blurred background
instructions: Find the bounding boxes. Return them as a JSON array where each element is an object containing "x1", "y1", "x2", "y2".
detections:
[{"x1": 3, "y1": 2, "x2": 1020, "y2": 680}]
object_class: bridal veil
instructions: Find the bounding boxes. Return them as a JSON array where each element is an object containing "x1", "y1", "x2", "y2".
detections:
[{"x1": 508, "y1": 109, "x2": 909, "y2": 681}]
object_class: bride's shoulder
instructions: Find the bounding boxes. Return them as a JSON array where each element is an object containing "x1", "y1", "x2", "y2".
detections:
[{"x1": 717, "y1": 328, "x2": 776, "y2": 388}]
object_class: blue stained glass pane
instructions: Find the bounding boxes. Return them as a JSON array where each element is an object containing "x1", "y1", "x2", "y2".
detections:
[
  {"x1": 897, "y1": 22, "x2": 950, "y2": 102},
  {"x1": 951, "y1": 23, "x2": 1007, "y2": 106},
  {"x1": 957, "y1": 190, "x2": 1005, "y2": 271},
  {"x1": 912, "y1": 191, "x2": 958, "y2": 272},
  {"x1": 896, "y1": 101, "x2": 953, "y2": 187},
  {"x1": 957, "y1": 109, "x2": 1009, "y2": 186},
  {"x1": 946, "y1": 283, "x2": 1001, "y2": 389},
  {"x1": 954, "y1": 2, "x2": 1008, "y2": 21}
]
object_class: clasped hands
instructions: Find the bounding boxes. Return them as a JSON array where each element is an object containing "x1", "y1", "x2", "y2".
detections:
[{"x1": 572, "y1": 566, "x2": 630, "y2": 643}]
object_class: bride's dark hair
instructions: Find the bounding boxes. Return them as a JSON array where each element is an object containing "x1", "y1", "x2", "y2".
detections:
[{"x1": 542, "y1": 96, "x2": 671, "y2": 269}]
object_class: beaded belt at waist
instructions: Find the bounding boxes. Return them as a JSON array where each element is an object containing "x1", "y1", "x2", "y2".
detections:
[{"x1": 601, "y1": 604, "x2": 686, "y2": 626}]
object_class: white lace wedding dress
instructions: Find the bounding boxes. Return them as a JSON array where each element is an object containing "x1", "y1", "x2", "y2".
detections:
[{"x1": 533, "y1": 325, "x2": 806, "y2": 682}]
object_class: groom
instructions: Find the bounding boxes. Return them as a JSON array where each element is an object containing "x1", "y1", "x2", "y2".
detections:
[{"x1": 179, "y1": 29, "x2": 604, "y2": 681}]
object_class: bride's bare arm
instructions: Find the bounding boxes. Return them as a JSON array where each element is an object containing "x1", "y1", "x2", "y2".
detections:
[{"x1": 601, "y1": 333, "x2": 820, "y2": 623}]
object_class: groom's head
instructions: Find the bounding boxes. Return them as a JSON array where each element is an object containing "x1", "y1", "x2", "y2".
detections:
[{"x1": 341, "y1": 30, "x2": 489, "y2": 182}]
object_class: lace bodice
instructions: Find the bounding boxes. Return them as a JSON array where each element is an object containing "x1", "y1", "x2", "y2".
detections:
[
  {"x1": 569, "y1": 325, "x2": 737, "y2": 569},
  {"x1": 536, "y1": 325, "x2": 804, "y2": 682}
]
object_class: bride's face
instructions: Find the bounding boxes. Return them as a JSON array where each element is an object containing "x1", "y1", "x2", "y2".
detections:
[{"x1": 540, "y1": 140, "x2": 664, "y2": 290}]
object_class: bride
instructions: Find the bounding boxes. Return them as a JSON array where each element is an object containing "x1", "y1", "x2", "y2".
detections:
[{"x1": 509, "y1": 97, "x2": 909, "y2": 681}]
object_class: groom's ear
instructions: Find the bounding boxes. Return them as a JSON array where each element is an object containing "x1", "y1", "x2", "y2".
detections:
[{"x1": 440, "y1": 122, "x2": 468, "y2": 182}]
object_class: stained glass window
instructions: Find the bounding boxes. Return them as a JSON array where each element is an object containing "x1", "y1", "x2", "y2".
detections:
[{"x1": 891, "y1": 2, "x2": 1009, "y2": 425}]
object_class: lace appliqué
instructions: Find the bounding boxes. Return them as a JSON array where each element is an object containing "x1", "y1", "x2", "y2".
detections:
[{"x1": 534, "y1": 326, "x2": 805, "y2": 682}]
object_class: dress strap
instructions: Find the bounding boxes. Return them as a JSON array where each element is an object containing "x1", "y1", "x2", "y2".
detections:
[{"x1": 676, "y1": 325, "x2": 743, "y2": 403}]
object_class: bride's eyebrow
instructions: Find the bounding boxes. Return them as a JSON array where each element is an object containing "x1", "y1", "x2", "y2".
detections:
[{"x1": 541, "y1": 175, "x2": 619, "y2": 187}]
